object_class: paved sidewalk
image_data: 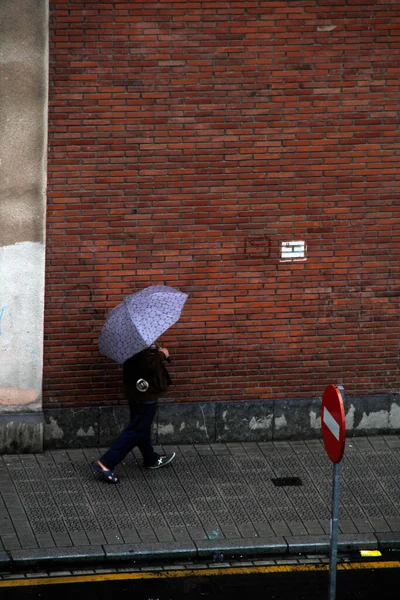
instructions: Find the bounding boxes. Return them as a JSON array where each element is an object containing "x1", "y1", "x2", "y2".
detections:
[{"x1": 1, "y1": 435, "x2": 400, "y2": 571}]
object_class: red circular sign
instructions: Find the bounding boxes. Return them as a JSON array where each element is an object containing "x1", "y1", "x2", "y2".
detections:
[{"x1": 321, "y1": 384, "x2": 346, "y2": 463}]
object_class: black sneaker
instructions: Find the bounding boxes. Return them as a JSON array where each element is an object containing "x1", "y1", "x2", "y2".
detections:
[{"x1": 147, "y1": 452, "x2": 176, "y2": 469}]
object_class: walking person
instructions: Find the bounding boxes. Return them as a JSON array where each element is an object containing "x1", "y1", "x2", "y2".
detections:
[
  {"x1": 95, "y1": 285, "x2": 188, "y2": 483},
  {"x1": 92, "y1": 343, "x2": 175, "y2": 484}
]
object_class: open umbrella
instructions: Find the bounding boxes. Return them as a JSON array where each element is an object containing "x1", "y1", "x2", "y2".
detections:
[{"x1": 98, "y1": 285, "x2": 188, "y2": 364}]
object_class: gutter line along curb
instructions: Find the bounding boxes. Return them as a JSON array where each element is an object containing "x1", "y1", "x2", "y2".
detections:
[{"x1": 2, "y1": 533, "x2": 400, "y2": 570}]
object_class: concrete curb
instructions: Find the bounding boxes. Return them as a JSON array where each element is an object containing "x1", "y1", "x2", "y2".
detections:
[
  {"x1": 0, "y1": 552, "x2": 10, "y2": 570},
  {"x1": 3, "y1": 533, "x2": 400, "y2": 570}
]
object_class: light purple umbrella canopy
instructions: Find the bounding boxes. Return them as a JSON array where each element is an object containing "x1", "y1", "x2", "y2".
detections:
[{"x1": 98, "y1": 285, "x2": 189, "y2": 364}]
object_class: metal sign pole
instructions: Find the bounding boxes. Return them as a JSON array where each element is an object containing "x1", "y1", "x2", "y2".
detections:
[
  {"x1": 328, "y1": 460, "x2": 342, "y2": 600},
  {"x1": 322, "y1": 384, "x2": 345, "y2": 600}
]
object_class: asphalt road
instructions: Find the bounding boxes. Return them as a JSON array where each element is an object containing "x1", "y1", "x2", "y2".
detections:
[{"x1": 1, "y1": 561, "x2": 399, "y2": 600}]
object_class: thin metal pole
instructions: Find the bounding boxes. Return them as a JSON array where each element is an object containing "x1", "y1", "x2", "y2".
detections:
[{"x1": 329, "y1": 461, "x2": 342, "y2": 600}]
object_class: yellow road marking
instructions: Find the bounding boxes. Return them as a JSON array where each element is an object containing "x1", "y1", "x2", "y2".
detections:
[{"x1": 1, "y1": 561, "x2": 399, "y2": 588}]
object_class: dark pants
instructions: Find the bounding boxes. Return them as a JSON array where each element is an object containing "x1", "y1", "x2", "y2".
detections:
[{"x1": 100, "y1": 401, "x2": 159, "y2": 471}]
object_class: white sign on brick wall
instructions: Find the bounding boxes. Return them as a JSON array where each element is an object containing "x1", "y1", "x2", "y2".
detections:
[{"x1": 280, "y1": 241, "x2": 306, "y2": 262}]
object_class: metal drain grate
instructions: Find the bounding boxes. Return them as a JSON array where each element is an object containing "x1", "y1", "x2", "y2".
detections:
[{"x1": 271, "y1": 477, "x2": 302, "y2": 487}]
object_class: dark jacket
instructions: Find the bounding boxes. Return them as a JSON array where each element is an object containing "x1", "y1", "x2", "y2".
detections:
[{"x1": 123, "y1": 347, "x2": 172, "y2": 403}]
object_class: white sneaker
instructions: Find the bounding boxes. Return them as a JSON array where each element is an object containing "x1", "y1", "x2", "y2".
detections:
[{"x1": 147, "y1": 452, "x2": 176, "y2": 469}]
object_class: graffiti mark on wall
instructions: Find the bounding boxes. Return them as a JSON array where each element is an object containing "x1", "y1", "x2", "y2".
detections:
[
  {"x1": 64, "y1": 284, "x2": 106, "y2": 322},
  {"x1": 0, "y1": 306, "x2": 7, "y2": 335},
  {"x1": 25, "y1": 343, "x2": 39, "y2": 364}
]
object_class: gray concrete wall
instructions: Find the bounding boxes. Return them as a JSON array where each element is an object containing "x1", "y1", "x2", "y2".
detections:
[
  {"x1": 43, "y1": 394, "x2": 400, "y2": 449},
  {"x1": 0, "y1": 1, "x2": 48, "y2": 452}
]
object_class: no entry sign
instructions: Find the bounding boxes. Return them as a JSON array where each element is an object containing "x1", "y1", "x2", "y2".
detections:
[
  {"x1": 322, "y1": 384, "x2": 346, "y2": 464},
  {"x1": 322, "y1": 384, "x2": 346, "y2": 600}
]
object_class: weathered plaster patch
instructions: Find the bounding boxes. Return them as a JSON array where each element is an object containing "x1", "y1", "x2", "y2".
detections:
[
  {"x1": 199, "y1": 404, "x2": 209, "y2": 437},
  {"x1": 44, "y1": 416, "x2": 64, "y2": 440},
  {"x1": 0, "y1": 0, "x2": 48, "y2": 247},
  {"x1": 195, "y1": 421, "x2": 207, "y2": 433},
  {"x1": 77, "y1": 426, "x2": 95, "y2": 438},
  {"x1": 356, "y1": 410, "x2": 389, "y2": 430},
  {"x1": 0, "y1": 416, "x2": 43, "y2": 453},
  {"x1": 0, "y1": 241, "x2": 45, "y2": 412},
  {"x1": 310, "y1": 411, "x2": 321, "y2": 430},
  {"x1": 317, "y1": 25, "x2": 337, "y2": 32},
  {"x1": 0, "y1": 199, "x2": 44, "y2": 245},
  {"x1": 346, "y1": 404, "x2": 356, "y2": 430},
  {"x1": 249, "y1": 416, "x2": 272, "y2": 431},
  {"x1": 159, "y1": 423, "x2": 174, "y2": 435},
  {"x1": 196, "y1": 423, "x2": 209, "y2": 437},
  {"x1": 274, "y1": 414, "x2": 287, "y2": 430},
  {"x1": 0, "y1": 388, "x2": 37, "y2": 406},
  {"x1": 389, "y1": 403, "x2": 400, "y2": 429}
]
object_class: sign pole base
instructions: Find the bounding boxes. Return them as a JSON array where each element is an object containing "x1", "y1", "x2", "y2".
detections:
[{"x1": 329, "y1": 460, "x2": 342, "y2": 600}]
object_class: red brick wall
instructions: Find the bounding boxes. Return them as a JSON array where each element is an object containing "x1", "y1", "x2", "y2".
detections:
[{"x1": 45, "y1": 1, "x2": 400, "y2": 408}]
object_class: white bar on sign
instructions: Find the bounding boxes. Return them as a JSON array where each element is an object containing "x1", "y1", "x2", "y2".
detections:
[{"x1": 323, "y1": 407, "x2": 340, "y2": 441}]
